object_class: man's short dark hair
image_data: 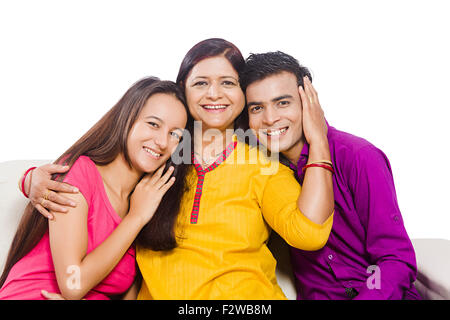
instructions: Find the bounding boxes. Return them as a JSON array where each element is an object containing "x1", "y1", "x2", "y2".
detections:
[{"x1": 239, "y1": 51, "x2": 312, "y2": 92}]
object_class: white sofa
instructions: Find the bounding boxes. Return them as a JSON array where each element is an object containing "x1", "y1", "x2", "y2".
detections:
[{"x1": 1, "y1": 160, "x2": 449, "y2": 300}]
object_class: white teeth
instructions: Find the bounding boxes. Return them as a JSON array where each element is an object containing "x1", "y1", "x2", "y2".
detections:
[
  {"x1": 264, "y1": 127, "x2": 288, "y2": 136},
  {"x1": 143, "y1": 147, "x2": 161, "y2": 158},
  {"x1": 203, "y1": 105, "x2": 227, "y2": 110}
]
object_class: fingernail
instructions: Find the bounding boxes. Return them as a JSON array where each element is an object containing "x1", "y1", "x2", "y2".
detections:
[
  {"x1": 62, "y1": 207, "x2": 68, "y2": 212},
  {"x1": 41, "y1": 290, "x2": 47, "y2": 294},
  {"x1": 73, "y1": 187, "x2": 79, "y2": 193},
  {"x1": 70, "y1": 201, "x2": 76, "y2": 206},
  {"x1": 48, "y1": 214, "x2": 54, "y2": 220}
]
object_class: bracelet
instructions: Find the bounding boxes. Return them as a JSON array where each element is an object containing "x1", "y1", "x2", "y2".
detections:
[
  {"x1": 306, "y1": 160, "x2": 333, "y2": 167},
  {"x1": 302, "y1": 163, "x2": 335, "y2": 174},
  {"x1": 20, "y1": 167, "x2": 37, "y2": 198}
]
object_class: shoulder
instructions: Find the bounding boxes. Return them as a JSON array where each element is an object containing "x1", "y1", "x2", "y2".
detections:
[
  {"x1": 64, "y1": 155, "x2": 97, "y2": 177},
  {"x1": 328, "y1": 126, "x2": 389, "y2": 166},
  {"x1": 62, "y1": 155, "x2": 100, "y2": 202},
  {"x1": 328, "y1": 126, "x2": 374, "y2": 154},
  {"x1": 328, "y1": 126, "x2": 392, "y2": 179}
]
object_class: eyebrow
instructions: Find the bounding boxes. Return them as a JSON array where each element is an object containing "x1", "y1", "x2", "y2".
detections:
[
  {"x1": 247, "y1": 94, "x2": 294, "y2": 107},
  {"x1": 191, "y1": 76, "x2": 238, "y2": 81},
  {"x1": 272, "y1": 94, "x2": 294, "y2": 102},
  {"x1": 144, "y1": 115, "x2": 163, "y2": 122}
]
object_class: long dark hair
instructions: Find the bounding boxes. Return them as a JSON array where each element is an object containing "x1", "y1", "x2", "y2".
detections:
[{"x1": 0, "y1": 77, "x2": 193, "y2": 288}]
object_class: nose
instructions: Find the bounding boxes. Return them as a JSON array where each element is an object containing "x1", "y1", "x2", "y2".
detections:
[
  {"x1": 154, "y1": 130, "x2": 169, "y2": 150},
  {"x1": 206, "y1": 81, "x2": 222, "y2": 100},
  {"x1": 262, "y1": 106, "x2": 280, "y2": 126}
]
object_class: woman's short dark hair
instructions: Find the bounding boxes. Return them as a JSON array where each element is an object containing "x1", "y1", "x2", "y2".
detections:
[{"x1": 176, "y1": 38, "x2": 245, "y2": 88}]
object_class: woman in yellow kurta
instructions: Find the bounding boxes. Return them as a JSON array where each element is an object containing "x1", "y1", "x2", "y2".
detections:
[
  {"x1": 136, "y1": 38, "x2": 335, "y2": 299},
  {"x1": 137, "y1": 135, "x2": 333, "y2": 299}
]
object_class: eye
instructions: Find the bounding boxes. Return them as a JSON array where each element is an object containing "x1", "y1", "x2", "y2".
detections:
[
  {"x1": 147, "y1": 121, "x2": 159, "y2": 128},
  {"x1": 170, "y1": 131, "x2": 182, "y2": 141},
  {"x1": 193, "y1": 81, "x2": 208, "y2": 87},
  {"x1": 249, "y1": 105, "x2": 263, "y2": 113},
  {"x1": 222, "y1": 80, "x2": 236, "y2": 86},
  {"x1": 278, "y1": 100, "x2": 290, "y2": 107}
]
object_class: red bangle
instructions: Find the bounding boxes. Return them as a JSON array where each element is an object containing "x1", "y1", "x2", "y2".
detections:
[
  {"x1": 302, "y1": 163, "x2": 335, "y2": 174},
  {"x1": 20, "y1": 167, "x2": 37, "y2": 198}
]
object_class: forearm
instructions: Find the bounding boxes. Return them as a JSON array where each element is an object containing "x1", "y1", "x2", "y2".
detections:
[
  {"x1": 56, "y1": 213, "x2": 144, "y2": 300},
  {"x1": 297, "y1": 140, "x2": 334, "y2": 224},
  {"x1": 261, "y1": 165, "x2": 333, "y2": 251}
]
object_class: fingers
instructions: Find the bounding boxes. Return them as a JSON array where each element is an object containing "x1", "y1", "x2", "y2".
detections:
[
  {"x1": 298, "y1": 85, "x2": 309, "y2": 109},
  {"x1": 32, "y1": 189, "x2": 77, "y2": 219},
  {"x1": 35, "y1": 203, "x2": 54, "y2": 220},
  {"x1": 43, "y1": 164, "x2": 71, "y2": 175},
  {"x1": 41, "y1": 198, "x2": 70, "y2": 214},
  {"x1": 304, "y1": 76, "x2": 319, "y2": 102},
  {"x1": 150, "y1": 164, "x2": 166, "y2": 182},
  {"x1": 31, "y1": 188, "x2": 76, "y2": 214},
  {"x1": 137, "y1": 165, "x2": 176, "y2": 194},
  {"x1": 48, "y1": 180, "x2": 79, "y2": 194},
  {"x1": 41, "y1": 290, "x2": 65, "y2": 300},
  {"x1": 302, "y1": 76, "x2": 317, "y2": 105},
  {"x1": 159, "y1": 176, "x2": 176, "y2": 194},
  {"x1": 28, "y1": 164, "x2": 78, "y2": 219},
  {"x1": 155, "y1": 166, "x2": 175, "y2": 190},
  {"x1": 299, "y1": 76, "x2": 327, "y2": 145},
  {"x1": 46, "y1": 189, "x2": 77, "y2": 207},
  {"x1": 300, "y1": 77, "x2": 323, "y2": 114}
]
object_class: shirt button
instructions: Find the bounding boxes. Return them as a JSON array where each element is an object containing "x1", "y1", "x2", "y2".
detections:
[{"x1": 328, "y1": 254, "x2": 333, "y2": 260}]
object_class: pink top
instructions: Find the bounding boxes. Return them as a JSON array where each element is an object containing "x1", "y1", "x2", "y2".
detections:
[{"x1": 0, "y1": 156, "x2": 136, "y2": 300}]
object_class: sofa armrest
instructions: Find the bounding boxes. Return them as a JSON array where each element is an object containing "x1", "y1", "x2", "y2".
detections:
[
  {"x1": 412, "y1": 238, "x2": 450, "y2": 300},
  {"x1": 0, "y1": 160, "x2": 51, "y2": 271}
]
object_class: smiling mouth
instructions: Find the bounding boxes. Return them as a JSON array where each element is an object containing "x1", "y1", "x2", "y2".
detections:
[
  {"x1": 143, "y1": 146, "x2": 162, "y2": 158},
  {"x1": 201, "y1": 104, "x2": 229, "y2": 111},
  {"x1": 263, "y1": 127, "x2": 289, "y2": 137}
]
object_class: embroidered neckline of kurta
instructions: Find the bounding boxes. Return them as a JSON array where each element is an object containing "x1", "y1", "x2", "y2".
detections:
[{"x1": 190, "y1": 139, "x2": 238, "y2": 224}]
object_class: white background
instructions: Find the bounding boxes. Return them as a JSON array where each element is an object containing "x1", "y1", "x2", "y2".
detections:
[{"x1": 1, "y1": 0, "x2": 449, "y2": 240}]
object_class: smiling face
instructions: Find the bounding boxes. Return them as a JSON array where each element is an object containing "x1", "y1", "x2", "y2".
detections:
[
  {"x1": 246, "y1": 71, "x2": 305, "y2": 158},
  {"x1": 127, "y1": 93, "x2": 187, "y2": 174},
  {"x1": 184, "y1": 55, "x2": 245, "y2": 133}
]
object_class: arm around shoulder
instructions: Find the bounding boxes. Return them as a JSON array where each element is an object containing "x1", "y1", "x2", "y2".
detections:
[{"x1": 261, "y1": 165, "x2": 333, "y2": 251}]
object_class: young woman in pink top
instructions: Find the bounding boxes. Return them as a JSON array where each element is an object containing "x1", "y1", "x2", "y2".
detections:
[{"x1": 0, "y1": 77, "x2": 191, "y2": 299}]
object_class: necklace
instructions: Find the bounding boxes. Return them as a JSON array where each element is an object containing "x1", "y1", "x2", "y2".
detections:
[{"x1": 194, "y1": 149, "x2": 224, "y2": 167}]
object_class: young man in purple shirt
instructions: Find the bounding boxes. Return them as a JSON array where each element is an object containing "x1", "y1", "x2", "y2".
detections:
[{"x1": 238, "y1": 51, "x2": 421, "y2": 300}]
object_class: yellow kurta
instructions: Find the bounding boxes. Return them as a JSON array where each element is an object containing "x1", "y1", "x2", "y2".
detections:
[{"x1": 137, "y1": 137, "x2": 333, "y2": 299}]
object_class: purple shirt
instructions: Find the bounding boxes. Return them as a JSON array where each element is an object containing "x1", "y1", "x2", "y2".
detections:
[{"x1": 289, "y1": 124, "x2": 421, "y2": 300}]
